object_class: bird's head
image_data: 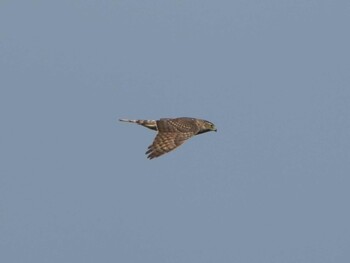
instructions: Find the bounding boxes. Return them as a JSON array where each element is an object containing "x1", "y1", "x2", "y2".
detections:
[{"x1": 197, "y1": 120, "x2": 217, "y2": 134}]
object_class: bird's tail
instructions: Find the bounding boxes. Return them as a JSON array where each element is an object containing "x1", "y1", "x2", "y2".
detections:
[
  {"x1": 119, "y1": 118, "x2": 139, "y2": 124},
  {"x1": 119, "y1": 118, "x2": 158, "y2": 131}
]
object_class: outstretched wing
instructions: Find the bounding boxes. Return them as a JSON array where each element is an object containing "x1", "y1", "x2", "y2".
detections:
[{"x1": 146, "y1": 132, "x2": 194, "y2": 159}]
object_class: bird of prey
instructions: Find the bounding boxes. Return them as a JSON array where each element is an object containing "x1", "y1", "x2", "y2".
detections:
[{"x1": 119, "y1": 117, "x2": 217, "y2": 159}]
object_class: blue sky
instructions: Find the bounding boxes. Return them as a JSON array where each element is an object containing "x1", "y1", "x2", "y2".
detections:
[{"x1": 1, "y1": 1, "x2": 349, "y2": 262}]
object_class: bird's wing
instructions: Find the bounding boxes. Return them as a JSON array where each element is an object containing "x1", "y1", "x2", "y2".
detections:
[{"x1": 146, "y1": 132, "x2": 194, "y2": 159}]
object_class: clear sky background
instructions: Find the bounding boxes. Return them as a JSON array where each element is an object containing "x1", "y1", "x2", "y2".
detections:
[{"x1": 1, "y1": 1, "x2": 349, "y2": 262}]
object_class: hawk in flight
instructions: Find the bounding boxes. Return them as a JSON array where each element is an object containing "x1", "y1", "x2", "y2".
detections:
[{"x1": 119, "y1": 117, "x2": 217, "y2": 159}]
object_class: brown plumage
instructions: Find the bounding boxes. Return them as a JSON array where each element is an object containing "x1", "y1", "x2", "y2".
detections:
[{"x1": 119, "y1": 117, "x2": 217, "y2": 159}]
